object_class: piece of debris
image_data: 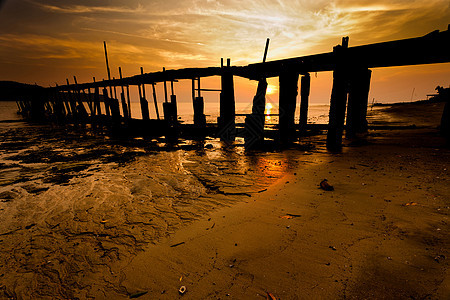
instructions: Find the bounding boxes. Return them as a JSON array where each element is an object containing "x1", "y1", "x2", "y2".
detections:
[
  {"x1": 320, "y1": 179, "x2": 334, "y2": 191},
  {"x1": 25, "y1": 223, "x2": 36, "y2": 230},
  {"x1": 129, "y1": 291, "x2": 148, "y2": 298},
  {"x1": 170, "y1": 242, "x2": 185, "y2": 248},
  {"x1": 403, "y1": 202, "x2": 418, "y2": 206},
  {"x1": 279, "y1": 213, "x2": 301, "y2": 219},
  {"x1": 434, "y1": 254, "x2": 446, "y2": 263},
  {"x1": 179, "y1": 286, "x2": 187, "y2": 295},
  {"x1": 329, "y1": 246, "x2": 337, "y2": 251},
  {"x1": 267, "y1": 292, "x2": 277, "y2": 300}
]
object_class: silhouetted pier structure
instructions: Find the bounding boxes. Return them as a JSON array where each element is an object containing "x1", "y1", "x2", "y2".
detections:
[{"x1": 15, "y1": 26, "x2": 450, "y2": 149}]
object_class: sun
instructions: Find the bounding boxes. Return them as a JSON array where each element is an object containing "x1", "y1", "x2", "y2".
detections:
[{"x1": 266, "y1": 84, "x2": 278, "y2": 95}]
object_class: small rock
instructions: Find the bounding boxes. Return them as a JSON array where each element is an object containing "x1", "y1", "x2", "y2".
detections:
[
  {"x1": 179, "y1": 286, "x2": 187, "y2": 295},
  {"x1": 320, "y1": 179, "x2": 334, "y2": 191}
]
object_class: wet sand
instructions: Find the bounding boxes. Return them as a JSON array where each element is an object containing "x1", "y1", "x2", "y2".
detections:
[
  {"x1": 1, "y1": 101, "x2": 449, "y2": 299},
  {"x1": 118, "y1": 101, "x2": 449, "y2": 299}
]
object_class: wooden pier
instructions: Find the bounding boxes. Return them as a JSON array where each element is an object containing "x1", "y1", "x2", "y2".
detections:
[{"x1": 15, "y1": 26, "x2": 450, "y2": 149}]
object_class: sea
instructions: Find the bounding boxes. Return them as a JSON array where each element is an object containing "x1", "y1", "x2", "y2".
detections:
[{"x1": 0, "y1": 100, "x2": 330, "y2": 298}]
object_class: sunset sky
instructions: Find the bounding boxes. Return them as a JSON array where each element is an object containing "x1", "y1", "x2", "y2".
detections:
[{"x1": 0, "y1": 0, "x2": 449, "y2": 105}]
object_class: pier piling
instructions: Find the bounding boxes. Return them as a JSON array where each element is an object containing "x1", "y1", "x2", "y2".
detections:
[
  {"x1": 118, "y1": 67, "x2": 129, "y2": 119},
  {"x1": 279, "y1": 69, "x2": 299, "y2": 143},
  {"x1": 102, "y1": 87, "x2": 111, "y2": 117},
  {"x1": 139, "y1": 67, "x2": 150, "y2": 120},
  {"x1": 151, "y1": 83, "x2": 160, "y2": 120},
  {"x1": 193, "y1": 78, "x2": 206, "y2": 128},
  {"x1": 327, "y1": 38, "x2": 350, "y2": 150},
  {"x1": 218, "y1": 58, "x2": 236, "y2": 140},
  {"x1": 244, "y1": 79, "x2": 267, "y2": 148},
  {"x1": 346, "y1": 68, "x2": 372, "y2": 138},
  {"x1": 299, "y1": 73, "x2": 311, "y2": 131}
]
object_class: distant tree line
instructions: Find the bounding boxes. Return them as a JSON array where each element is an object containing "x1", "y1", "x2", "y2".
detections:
[{"x1": 0, "y1": 81, "x2": 44, "y2": 101}]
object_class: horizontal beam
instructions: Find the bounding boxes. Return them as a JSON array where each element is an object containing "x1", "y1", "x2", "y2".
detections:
[
  {"x1": 53, "y1": 26, "x2": 449, "y2": 92},
  {"x1": 242, "y1": 26, "x2": 450, "y2": 79}
]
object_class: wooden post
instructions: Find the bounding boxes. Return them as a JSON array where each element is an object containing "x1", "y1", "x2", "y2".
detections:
[
  {"x1": 103, "y1": 86, "x2": 120, "y2": 125},
  {"x1": 94, "y1": 86, "x2": 101, "y2": 116},
  {"x1": 55, "y1": 83, "x2": 70, "y2": 116},
  {"x1": 192, "y1": 77, "x2": 206, "y2": 127},
  {"x1": 299, "y1": 73, "x2": 311, "y2": 131},
  {"x1": 163, "y1": 68, "x2": 168, "y2": 103},
  {"x1": 326, "y1": 69, "x2": 348, "y2": 150},
  {"x1": 120, "y1": 91, "x2": 128, "y2": 120},
  {"x1": 118, "y1": 67, "x2": 129, "y2": 119},
  {"x1": 244, "y1": 79, "x2": 267, "y2": 148},
  {"x1": 218, "y1": 59, "x2": 236, "y2": 140},
  {"x1": 346, "y1": 68, "x2": 372, "y2": 138},
  {"x1": 139, "y1": 67, "x2": 150, "y2": 120},
  {"x1": 52, "y1": 90, "x2": 66, "y2": 121},
  {"x1": 126, "y1": 84, "x2": 131, "y2": 118},
  {"x1": 110, "y1": 95, "x2": 121, "y2": 125},
  {"x1": 87, "y1": 88, "x2": 95, "y2": 117},
  {"x1": 170, "y1": 80, "x2": 178, "y2": 121},
  {"x1": 102, "y1": 87, "x2": 111, "y2": 117},
  {"x1": 193, "y1": 96, "x2": 206, "y2": 127},
  {"x1": 152, "y1": 83, "x2": 160, "y2": 120},
  {"x1": 93, "y1": 77, "x2": 102, "y2": 115},
  {"x1": 244, "y1": 39, "x2": 270, "y2": 148},
  {"x1": 326, "y1": 37, "x2": 349, "y2": 150},
  {"x1": 65, "y1": 79, "x2": 78, "y2": 116},
  {"x1": 162, "y1": 67, "x2": 175, "y2": 124},
  {"x1": 103, "y1": 41, "x2": 114, "y2": 99},
  {"x1": 279, "y1": 69, "x2": 299, "y2": 143},
  {"x1": 72, "y1": 76, "x2": 89, "y2": 119},
  {"x1": 191, "y1": 78, "x2": 196, "y2": 102}
]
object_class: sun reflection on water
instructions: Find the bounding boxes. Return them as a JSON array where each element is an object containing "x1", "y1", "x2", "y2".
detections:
[{"x1": 265, "y1": 102, "x2": 273, "y2": 122}]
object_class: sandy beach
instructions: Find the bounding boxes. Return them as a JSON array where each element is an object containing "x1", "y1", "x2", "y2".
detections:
[
  {"x1": 1, "y1": 101, "x2": 449, "y2": 299},
  {"x1": 111, "y1": 101, "x2": 449, "y2": 299}
]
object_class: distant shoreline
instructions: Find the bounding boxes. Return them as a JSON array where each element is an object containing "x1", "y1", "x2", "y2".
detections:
[{"x1": 372, "y1": 97, "x2": 445, "y2": 107}]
